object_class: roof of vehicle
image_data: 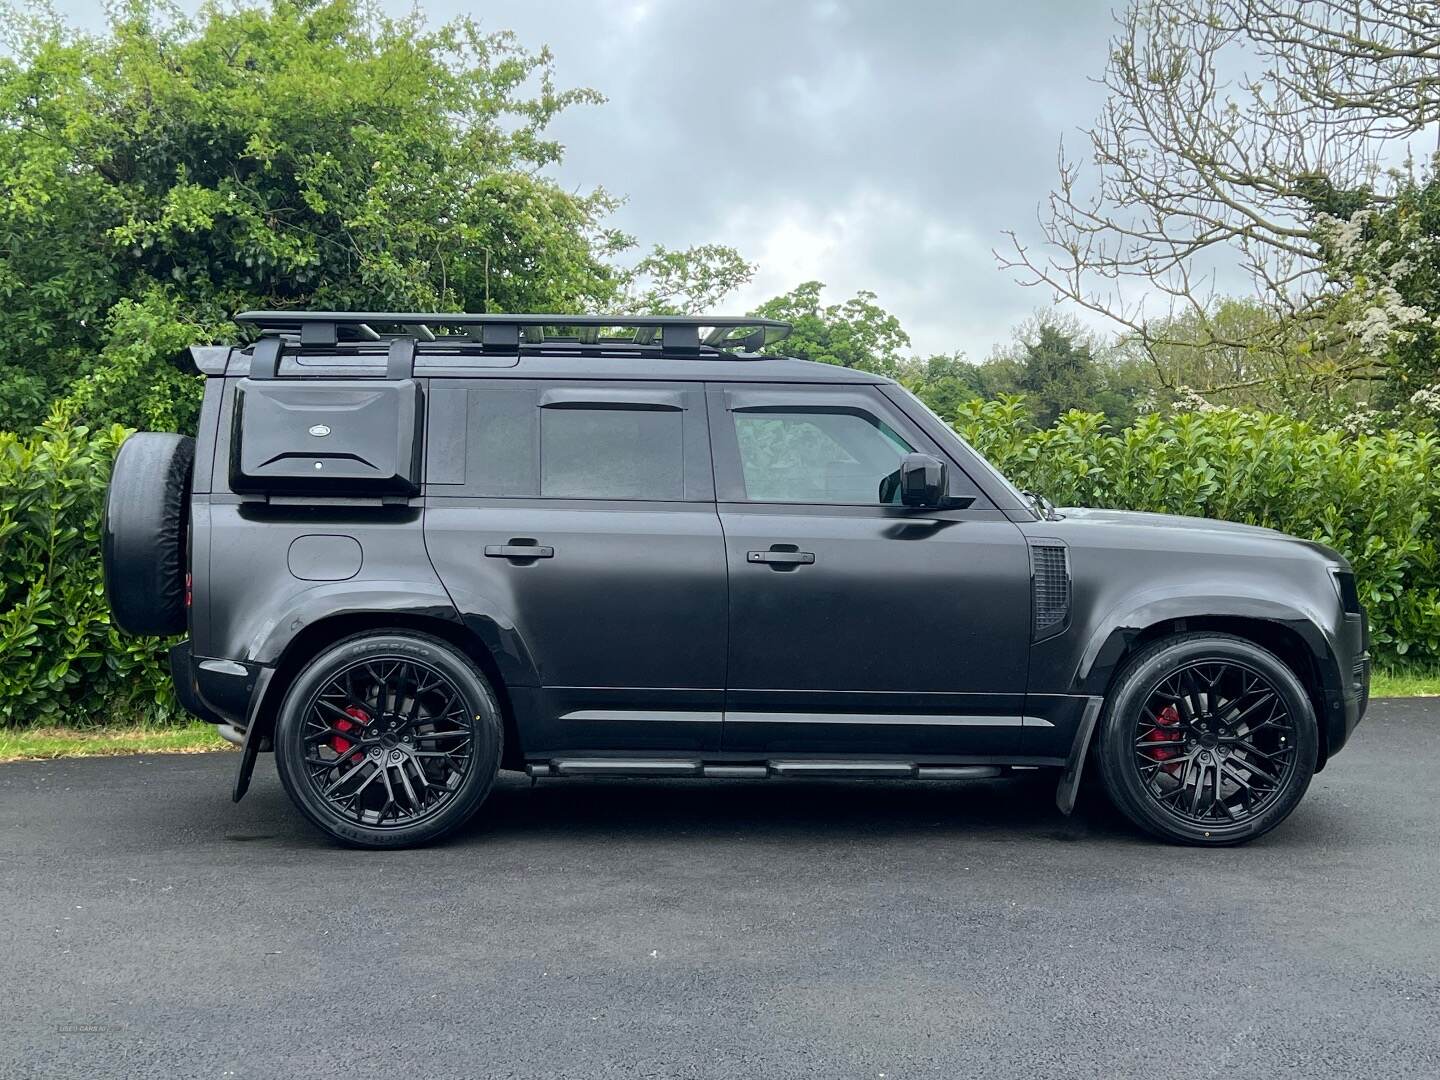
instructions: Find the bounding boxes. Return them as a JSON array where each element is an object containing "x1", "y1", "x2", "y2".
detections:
[
  {"x1": 200, "y1": 347, "x2": 886, "y2": 384},
  {"x1": 184, "y1": 311, "x2": 892, "y2": 384}
]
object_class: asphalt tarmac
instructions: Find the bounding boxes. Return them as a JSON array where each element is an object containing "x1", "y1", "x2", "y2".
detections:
[{"x1": 1, "y1": 697, "x2": 1436, "y2": 1079}]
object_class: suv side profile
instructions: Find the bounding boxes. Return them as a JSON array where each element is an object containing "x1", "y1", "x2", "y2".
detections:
[{"x1": 102, "y1": 312, "x2": 1370, "y2": 848}]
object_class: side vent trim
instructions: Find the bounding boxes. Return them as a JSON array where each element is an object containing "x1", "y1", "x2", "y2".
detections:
[{"x1": 1029, "y1": 540, "x2": 1071, "y2": 641}]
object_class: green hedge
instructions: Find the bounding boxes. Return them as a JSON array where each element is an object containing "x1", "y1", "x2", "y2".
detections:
[
  {"x1": 955, "y1": 397, "x2": 1440, "y2": 661},
  {"x1": 0, "y1": 414, "x2": 176, "y2": 727},
  {"x1": 1, "y1": 400, "x2": 1435, "y2": 728}
]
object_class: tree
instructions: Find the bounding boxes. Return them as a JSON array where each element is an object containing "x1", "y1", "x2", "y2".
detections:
[
  {"x1": 984, "y1": 314, "x2": 1149, "y2": 427},
  {"x1": 999, "y1": 0, "x2": 1440, "y2": 399},
  {"x1": 0, "y1": 1, "x2": 747, "y2": 431},
  {"x1": 1015, "y1": 319, "x2": 1102, "y2": 426},
  {"x1": 896, "y1": 353, "x2": 990, "y2": 420},
  {"x1": 625, "y1": 244, "x2": 756, "y2": 315},
  {"x1": 751, "y1": 281, "x2": 911, "y2": 376},
  {"x1": 1312, "y1": 170, "x2": 1440, "y2": 404},
  {"x1": 1109, "y1": 298, "x2": 1326, "y2": 412}
]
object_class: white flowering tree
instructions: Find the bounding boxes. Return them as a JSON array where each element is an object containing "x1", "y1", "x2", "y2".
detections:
[
  {"x1": 1000, "y1": 0, "x2": 1440, "y2": 406},
  {"x1": 1313, "y1": 175, "x2": 1440, "y2": 412}
]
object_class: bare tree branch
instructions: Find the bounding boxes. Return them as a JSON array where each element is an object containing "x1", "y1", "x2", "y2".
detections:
[{"x1": 997, "y1": 0, "x2": 1440, "y2": 394}]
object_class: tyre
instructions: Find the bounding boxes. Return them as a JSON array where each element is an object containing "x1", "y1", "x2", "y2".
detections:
[
  {"x1": 102, "y1": 432, "x2": 195, "y2": 636},
  {"x1": 273, "y1": 632, "x2": 503, "y2": 848},
  {"x1": 1095, "y1": 632, "x2": 1319, "y2": 846}
]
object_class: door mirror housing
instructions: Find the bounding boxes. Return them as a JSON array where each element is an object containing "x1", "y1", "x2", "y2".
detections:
[{"x1": 898, "y1": 452, "x2": 972, "y2": 510}]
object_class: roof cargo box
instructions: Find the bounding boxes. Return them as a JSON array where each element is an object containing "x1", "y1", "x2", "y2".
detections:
[{"x1": 229, "y1": 378, "x2": 424, "y2": 497}]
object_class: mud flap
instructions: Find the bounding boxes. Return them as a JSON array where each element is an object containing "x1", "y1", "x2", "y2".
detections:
[
  {"x1": 232, "y1": 667, "x2": 275, "y2": 803},
  {"x1": 1054, "y1": 696, "x2": 1104, "y2": 816}
]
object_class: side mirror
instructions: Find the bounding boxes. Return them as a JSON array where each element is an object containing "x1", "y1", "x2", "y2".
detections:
[{"x1": 899, "y1": 452, "x2": 949, "y2": 508}]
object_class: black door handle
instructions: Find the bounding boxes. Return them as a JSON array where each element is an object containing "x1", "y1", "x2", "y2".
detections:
[
  {"x1": 747, "y1": 550, "x2": 815, "y2": 566},
  {"x1": 485, "y1": 542, "x2": 554, "y2": 560}
]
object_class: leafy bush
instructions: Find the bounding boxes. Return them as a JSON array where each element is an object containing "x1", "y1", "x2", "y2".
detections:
[
  {"x1": 956, "y1": 396, "x2": 1440, "y2": 662},
  {"x1": 0, "y1": 413, "x2": 176, "y2": 727}
]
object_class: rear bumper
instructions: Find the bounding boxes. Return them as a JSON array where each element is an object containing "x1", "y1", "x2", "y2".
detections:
[
  {"x1": 169, "y1": 641, "x2": 220, "y2": 724},
  {"x1": 168, "y1": 640, "x2": 263, "y2": 728}
]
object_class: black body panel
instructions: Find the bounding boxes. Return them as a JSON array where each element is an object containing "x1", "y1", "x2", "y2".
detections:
[
  {"x1": 714, "y1": 502, "x2": 1030, "y2": 756},
  {"x1": 169, "y1": 641, "x2": 221, "y2": 724},
  {"x1": 425, "y1": 499, "x2": 728, "y2": 754},
  {"x1": 705, "y1": 382, "x2": 1030, "y2": 756},
  {"x1": 419, "y1": 378, "x2": 726, "y2": 754},
  {"x1": 1018, "y1": 508, "x2": 1368, "y2": 764}
]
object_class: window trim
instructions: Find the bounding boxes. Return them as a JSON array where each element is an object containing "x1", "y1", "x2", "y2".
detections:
[
  {"x1": 538, "y1": 387, "x2": 686, "y2": 411},
  {"x1": 423, "y1": 378, "x2": 714, "y2": 503},
  {"x1": 706, "y1": 383, "x2": 985, "y2": 508}
]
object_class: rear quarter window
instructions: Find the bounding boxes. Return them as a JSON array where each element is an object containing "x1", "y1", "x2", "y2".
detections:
[
  {"x1": 540, "y1": 407, "x2": 683, "y2": 499},
  {"x1": 425, "y1": 383, "x2": 703, "y2": 501}
]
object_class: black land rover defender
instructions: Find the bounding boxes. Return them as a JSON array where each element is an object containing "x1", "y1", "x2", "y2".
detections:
[{"x1": 101, "y1": 312, "x2": 1370, "y2": 848}]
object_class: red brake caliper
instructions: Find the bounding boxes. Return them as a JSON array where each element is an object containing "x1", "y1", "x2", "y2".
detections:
[
  {"x1": 332, "y1": 706, "x2": 369, "y2": 763},
  {"x1": 1146, "y1": 704, "x2": 1183, "y2": 776}
]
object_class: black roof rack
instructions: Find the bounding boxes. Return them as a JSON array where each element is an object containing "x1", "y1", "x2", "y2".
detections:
[{"x1": 233, "y1": 311, "x2": 791, "y2": 355}]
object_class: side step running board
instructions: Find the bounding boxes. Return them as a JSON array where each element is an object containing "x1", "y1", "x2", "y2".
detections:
[
  {"x1": 527, "y1": 760, "x2": 1006, "y2": 780},
  {"x1": 551, "y1": 759, "x2": 701, "y2": 777}
]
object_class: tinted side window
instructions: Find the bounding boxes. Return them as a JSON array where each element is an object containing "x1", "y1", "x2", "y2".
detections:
[
  {"x1": 541, "y1": 406, "x2": 683, "y2": 499},
  {"x1": 467, "y1": 388, "x2": 539, "y2": 496},
  {"x1": 732, "y1": 409, "x2": 914, "y2": 504},
  {"x1": 430, "y1": 384, "x2": 701, "y2": 500}
]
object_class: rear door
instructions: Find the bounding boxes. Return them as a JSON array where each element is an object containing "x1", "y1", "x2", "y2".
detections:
[
  {"x1": 709, "y1": 382, "x2": 1032, "y2": 758},
  {"x1": 424, "y1": 379, "x2": 726, "y2": 756}
]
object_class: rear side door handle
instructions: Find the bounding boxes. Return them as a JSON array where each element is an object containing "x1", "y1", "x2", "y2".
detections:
[
  {"x1": 485, "y1": 542, "x2": 555, "y2": 560},
  {"x1": 747, "y1": 549, "x2": 815, "y2": 566}
]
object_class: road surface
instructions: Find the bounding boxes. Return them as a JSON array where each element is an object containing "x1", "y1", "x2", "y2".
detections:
[{"x1": 1, "y1": 698, "x2": 1436, "y2": 1078}]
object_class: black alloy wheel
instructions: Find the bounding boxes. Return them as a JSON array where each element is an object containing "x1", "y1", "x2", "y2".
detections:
[
  {"x1": 1131, "y1": 660, "x2": 1298, "y2": 825},
  {"x1": 274, "y1": 632, "x2": 503, "y2": 847},
  {"x1": 1096, "y1": 632, "x2": 1319, "y2": 845},
  {"x1": 302, "y1": 658, "x2": 475, "y2": 826}
]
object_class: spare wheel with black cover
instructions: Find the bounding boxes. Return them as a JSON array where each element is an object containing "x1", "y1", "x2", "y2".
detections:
[{"x1": 102, "y1": 432, "x2": 195, "y2": 636}]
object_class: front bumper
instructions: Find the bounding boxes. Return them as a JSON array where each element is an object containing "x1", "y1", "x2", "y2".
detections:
[
  {"x1": 1323, "y1": 612, "x2": 1370, "y2": 762},
  {"x1": 1342, "y1": 647, "x2": 1370, "y2": 742}
]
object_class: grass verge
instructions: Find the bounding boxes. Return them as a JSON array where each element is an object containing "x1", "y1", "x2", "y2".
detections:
[
  {"x1": 1370, "y1": 666, "x2": 1440, "y2": 698},
  {"x1": 0, "y1": 721, "x2": 232, "y2": 762}
]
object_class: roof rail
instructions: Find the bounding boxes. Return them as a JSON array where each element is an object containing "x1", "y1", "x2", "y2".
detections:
[{"x1": 233, "y1": 311, "x2": 791, "y2": 354}]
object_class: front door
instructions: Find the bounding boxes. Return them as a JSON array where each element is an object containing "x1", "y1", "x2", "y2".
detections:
[
  {"x1": 708, "y1": 383, "x2": 1032, "y2": 758},
  {"x1": 424, "y1": 379, "x2": 726, "y2": 756}
]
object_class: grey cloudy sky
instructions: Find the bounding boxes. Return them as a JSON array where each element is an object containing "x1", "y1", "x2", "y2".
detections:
[{"x1": 57, "y1": 0, "x2": 1119, "y2": 358}]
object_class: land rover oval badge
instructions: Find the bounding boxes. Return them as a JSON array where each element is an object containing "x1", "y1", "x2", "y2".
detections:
[{"x1": 308, "y1": 424, "x2": 331, "y2": 438}]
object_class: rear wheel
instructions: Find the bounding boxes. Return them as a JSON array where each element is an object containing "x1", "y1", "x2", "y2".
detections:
[
  {"x1": 1095, "y1": 632, "x2": 1318, "y2": 845},
  {"x1": 273, "y1": 632, "x2": 503, "y2": 848}
]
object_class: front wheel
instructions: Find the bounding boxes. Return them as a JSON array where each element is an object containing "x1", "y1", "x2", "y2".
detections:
[
  {"x1": 1095, "y1": 632, "x2": 1319, "y2": 846},
  {"x1": 273, "y1": 632, "x2": 503, "y2": 848}
]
